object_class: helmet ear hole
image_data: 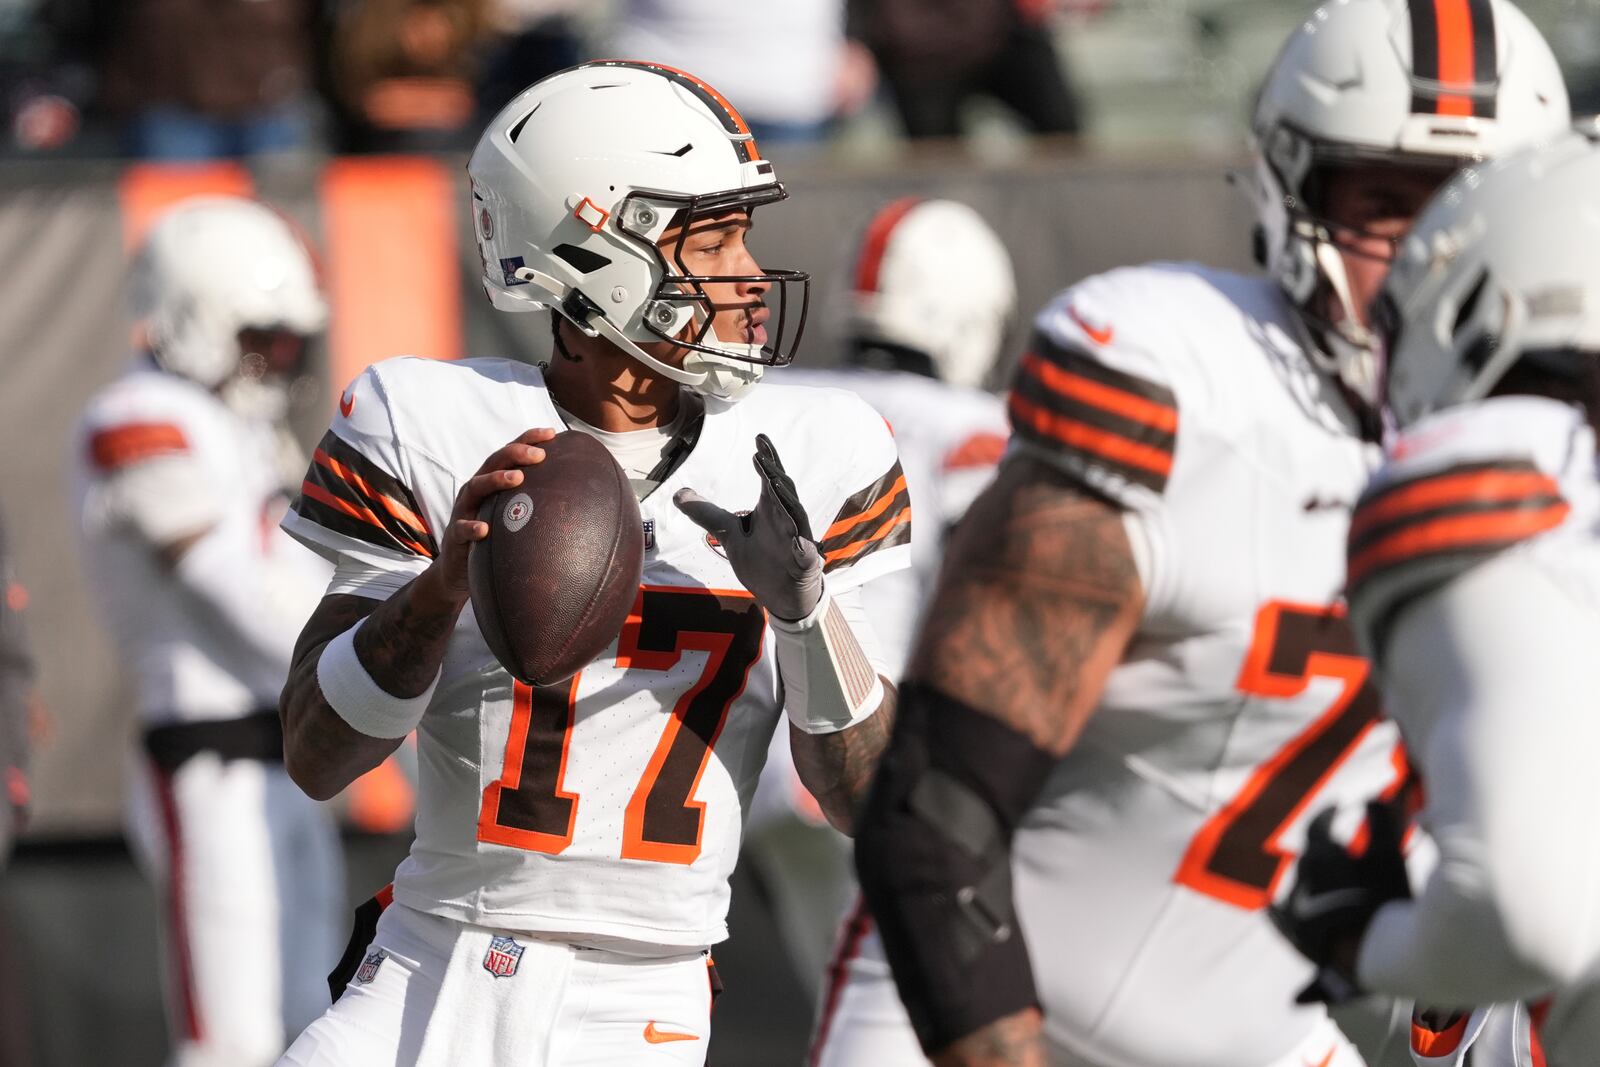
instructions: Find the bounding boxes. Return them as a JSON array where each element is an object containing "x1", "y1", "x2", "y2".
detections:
[
  {"x1": 1251, "y1": 224, "x2": 1268, "y2": 268},
  {"x1": 552, "y1": 244, "x2": 611, "y2": 275},
  {"x1": 1452, "y1": 270, "x2": 1491, "y2": 339}
]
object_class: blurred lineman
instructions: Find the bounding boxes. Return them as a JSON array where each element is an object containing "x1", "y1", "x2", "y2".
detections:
[
  {"x1": 851, "y1": 2, "x2": 1571, "y2": 1066},
  {"x1": 70, "y1": 198, "x2": 343, "y2": 1067},
  {"x1": 1272, "y1": 131, "x2": 1600, "y2": 1067},
  {"x1": 0, "y1": 509, "x2": 33, "y2": 867},
  {"x1": 275, "y1": 61, "x2": 909, "y2": 1066},
  {"x1": 755, "y1": 197, "x2": 1016, "y2": 1053}
]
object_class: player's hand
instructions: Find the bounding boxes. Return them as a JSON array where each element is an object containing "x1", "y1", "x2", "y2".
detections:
[
  {"x1": 674, "y1": 434, "x2": 823, "y2": 621},
  {"x1": 1268, "y1": 799, "x2": 1412, "y2": 1005},
  {"x1": 433, "y1": 429, "x2": 558, "y2": 601}
]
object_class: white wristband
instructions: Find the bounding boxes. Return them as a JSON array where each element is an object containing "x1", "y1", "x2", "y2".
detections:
[
  {"x1": 315, "y1": 622, "x2": 440, "y2": 739},
  {"x1": 772, "y1": 590, "x2": 885, "y2": 734}
]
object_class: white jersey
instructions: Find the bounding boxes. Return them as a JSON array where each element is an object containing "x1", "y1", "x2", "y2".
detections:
[
  {"x1": 72, "y1": 361, "x2": 328, "y2": 725},
  {"x1": 778, "y1": 367, "x2": 1006, "y2": 676},
  {"x1": 1347, "y1": 396, "x2": 1600, "y2": 1067},
  {"x1": 282, "y1": 356, "x2": 910, "y2": 951},
  {"x1": 1005, "y1": 264, "x2": 1405, "y2": 1066}
]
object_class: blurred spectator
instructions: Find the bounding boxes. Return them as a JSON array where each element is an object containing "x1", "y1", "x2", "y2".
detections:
[
  {"x1": 850, "y1": 0, "x2": 1082, "y2": 142},
  {"x1": 99, "y1": 0, "x2": 320, "y2": 159},
  {"x1": 609, "y1": 0, "x2": 874, "y2": 148},
  {"x1": 0, "y1": 508, "x2": 33, "y2": 868},
  {"x1": 475, "y1": 0, "x2": 584, "y2": 123},
  {"x1": 329, "y1": 0, "x2": 489, "y2": 153}
]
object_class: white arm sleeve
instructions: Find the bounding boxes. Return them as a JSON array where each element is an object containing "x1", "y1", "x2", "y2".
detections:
[{"x1": 1357, "y1": 553, "x2": 1600, "y2": 1003}]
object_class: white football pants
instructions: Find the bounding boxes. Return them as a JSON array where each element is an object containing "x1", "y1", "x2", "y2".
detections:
[
  {"x1": 809, "y1": 906, "x2": 1369, "y2": 1067},
  {"x1": 126, "y1": 750, "x2": 345, "y2": 1067},
  {"x1": 280, "y1": 902, "x2": 718, "y2": 1067}
]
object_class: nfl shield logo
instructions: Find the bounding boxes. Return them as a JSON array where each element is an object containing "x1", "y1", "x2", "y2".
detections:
[
  {"x1": 483, "y1": 935, "x2": 525, "y2": 978},
  {"x1": 355, "y1": 949, "x2": 386, "y2": 985},
  {"x1": 643, "y1": 519, "x2": 656, "y2": 551}
]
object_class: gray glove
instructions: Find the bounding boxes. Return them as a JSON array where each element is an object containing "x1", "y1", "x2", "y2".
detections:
[{"x1": 675, "y1": 434, "x2": 823, "y2": 622}]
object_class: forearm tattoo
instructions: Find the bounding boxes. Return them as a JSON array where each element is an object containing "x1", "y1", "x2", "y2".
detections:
[{"x1": 790, "y1": 684, "x2": 897, "y2": 836}]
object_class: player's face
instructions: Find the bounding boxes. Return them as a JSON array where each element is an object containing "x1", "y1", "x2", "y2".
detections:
[
  {"x1": 237, "y1": 325, "x2": 311, "y2": 381},
  {"x1": 1319, "y1": 163, "x2": 1445, "y2": 331},
  {"x1": 643, "y1": 210, "x2": 770, "y2": 367}
]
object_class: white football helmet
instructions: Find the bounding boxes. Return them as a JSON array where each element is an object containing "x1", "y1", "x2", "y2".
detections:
[
  {"x1": 131, "y1": 196, "x2": 328, "y2": 405},
  {"x1": 1251, "y1": 0, "x2": 1569, "y2": 410},
  {"x1": 468, "y1": 61, "x2": 811, "y2": 402},
  {"x1": 844, "y1": 198, "x2": 1016, "y2": 391},
  {"x1": 1378, "y1": 131, "x2": 1600, "y2": 428}
]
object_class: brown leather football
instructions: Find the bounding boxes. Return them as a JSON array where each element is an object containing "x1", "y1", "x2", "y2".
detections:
[{"x1": 469, "y1": 431, "x2": 644, "y2": 687}]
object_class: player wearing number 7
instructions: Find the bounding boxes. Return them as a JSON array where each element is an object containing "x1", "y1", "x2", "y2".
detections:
[
  {"x1": 273, "y1": 62, "x2": 909, "y2": 1066},
  {"x1": 852, "y1": 2, "x2": 1569, "y2": 1066}
]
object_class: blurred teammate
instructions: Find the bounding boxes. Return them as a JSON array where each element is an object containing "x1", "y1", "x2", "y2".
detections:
[
  {"x1": 1272, "y1": 131, "x2": 1600, "y2": 1067},
  {"x1": 275, "y1": 61, "x2": 909, "y2": 1066},
  {"x1": 756, "y1": 197, "x2": 1016, "y2": 1054},
  {"x1": 71, "y1": 198, "x2": 343, "y2": 1067},
  {"x1": 852, "y1": 2, "x2": 1570, "y2": 1065}
]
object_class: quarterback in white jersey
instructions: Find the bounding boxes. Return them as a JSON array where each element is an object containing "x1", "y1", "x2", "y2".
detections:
[
  {"x1": 852, "y1": 2, "x2": 1571, "y2": 1066},
  {"x1": 1272, "y1": 133, "x2": 1600, "y2": 1067},
  {"x1": 71, "y1": 198, "x2": 343, "y2": 1067},
  {"x1": 277, "y1": 62, "x2": 908, "y2": 1067}
]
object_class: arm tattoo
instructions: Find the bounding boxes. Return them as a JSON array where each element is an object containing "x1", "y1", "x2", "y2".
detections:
[
  {"x1": 790, "y1": 683, "x2": 897, "y2": 835},
  {"x1": 910, "y1": 454, "x2": 1145, "y2": 755},
  {"x1": 280, "y1": 567, "x2": 465, "y2": 799},
  {"x1": 931, "y1": 1009, "x2": 1048, "y2": 1067}
]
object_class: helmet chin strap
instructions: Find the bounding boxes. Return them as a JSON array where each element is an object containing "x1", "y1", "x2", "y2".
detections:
[{"x1": 1311, "y1": 237, "x2": 1381, "y2": 405}]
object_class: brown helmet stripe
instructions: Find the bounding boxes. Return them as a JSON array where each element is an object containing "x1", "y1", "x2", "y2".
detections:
[{"x1": 585, "y1": 59, "x2": 762, "y2": 163}]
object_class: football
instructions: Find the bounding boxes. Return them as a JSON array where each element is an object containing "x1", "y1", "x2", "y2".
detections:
[{"x1": 469, "y1": 431, "x2": 645, "y2": 687}]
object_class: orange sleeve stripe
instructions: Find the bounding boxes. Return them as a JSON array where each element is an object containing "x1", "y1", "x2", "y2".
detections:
[
  {"x1": 1009, "y1": 392, "x2": 1174, "y2": 478},
  {"x1": 1349, "y1": 503, "x2": 1570, "y2": 585},
  {"x1": 1411, "y1": 1012, "x2": 1470, "y2": 1056},
  {"x1": 300, "y1": 481, "x2": 430, "y2": 557},
  {"x1": 313, "y1": 448, "x2": 432, "y2": 540},
  {"x1": 1020, "y1": 351, "x2": 1177, "y2": 433},
  {"x1": 943, "y1": 431, "x2": 1008, "y2": 471},
  {"x1": 90, "y1": 423, "x2": 189, "y2": 470},
  {"x1": 822, "y1": 507, "x2": 912, "y2": 565},
  {"x1": 824, "y1": 474, "x2": 909, "y2": 540},
  {"x1": 374, "y1": 883, "x2": 395, "y2": 909},
  {"x1": 1350, "y1": 468, "x2": 1557, "y2": 541}
]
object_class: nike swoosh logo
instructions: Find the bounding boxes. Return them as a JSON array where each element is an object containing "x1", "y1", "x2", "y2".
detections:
[
  {"x1": 1305, "y1": 1045, "x2": 1336, "y2": 1067},
  {"x1": 1066, "y1": 303, "x2": 1114, "y2": 346},
  {"x1": 339, "y1": 390, "x2": 355, "y2": 418},
  {"x1": 643, "y1": 1022, "x2": 699, "y2": 1044},
  {"x1": 1291, "y1": 887, "x2": 1369, "y2": 920},
  {"x1": 1302, "y1": 496, "x2": 1352, "y2": 513}
]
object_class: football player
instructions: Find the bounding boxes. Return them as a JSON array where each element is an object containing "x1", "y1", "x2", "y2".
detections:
[
  {"x1": 70, "y1": 197, "x2": 343, "y2": 1067},
  {"x1": 851, "y1": 2, "x2": 1570, "y2": 1066},
  {"x1": 737, "y1": 195, "x2": 1014, "y2": 1021},
  {"x1": 1271, "y1": 131, "x2": 1600, "y2": 1067},
  {"x1": 767, "y1": 197, "x2": 1016, "y2": 1061},
  {"x1": 275, "y1": 61, "x2": 910, "y2": 1066}
]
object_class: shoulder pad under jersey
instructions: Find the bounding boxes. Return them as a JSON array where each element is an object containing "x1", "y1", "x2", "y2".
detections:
[{"x1": 1348, "y1": 396, "x2": 1592, "y2": 656}]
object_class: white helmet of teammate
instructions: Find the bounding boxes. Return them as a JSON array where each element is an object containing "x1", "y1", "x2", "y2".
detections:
[
  {"x1": 1378, "y1": 131, "x2": 1600, "y2": 428},
  {"x1": 469, "y1": 61, "x2": 811, "y2": 402},
  {"x1": 1251, "y1": 0, "x2": 1569, "y2": 410},
  {"x1": 131, "y1": 196, "x2": 327, "y2": 401},
  {"x1": 845, "y1": 198, "x2": 1017, "y2": 391}
]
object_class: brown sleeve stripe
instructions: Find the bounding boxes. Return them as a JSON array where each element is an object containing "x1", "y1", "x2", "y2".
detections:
[
  {"x1": 823, "y1": 506, "x2": 912, "y2": 567},
  {"x1": 821, "y1": 460, "x2": 912, "y2": 571},
  {"x1": 89, "y1": 422, "x2": 189, "y2": 471},
  {"x1": 1007, "y1": 339, "x2": 1176, "y2": 493},
  {"x1": 291, "y1": 431, "x2": 437, "y2": 558},
  {"x1": 1347, "y1": 460, "x2": 1567, "y2": 590},
  {"x1": 824, "y1": 472, "x2": 908, "y2": 542}
]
